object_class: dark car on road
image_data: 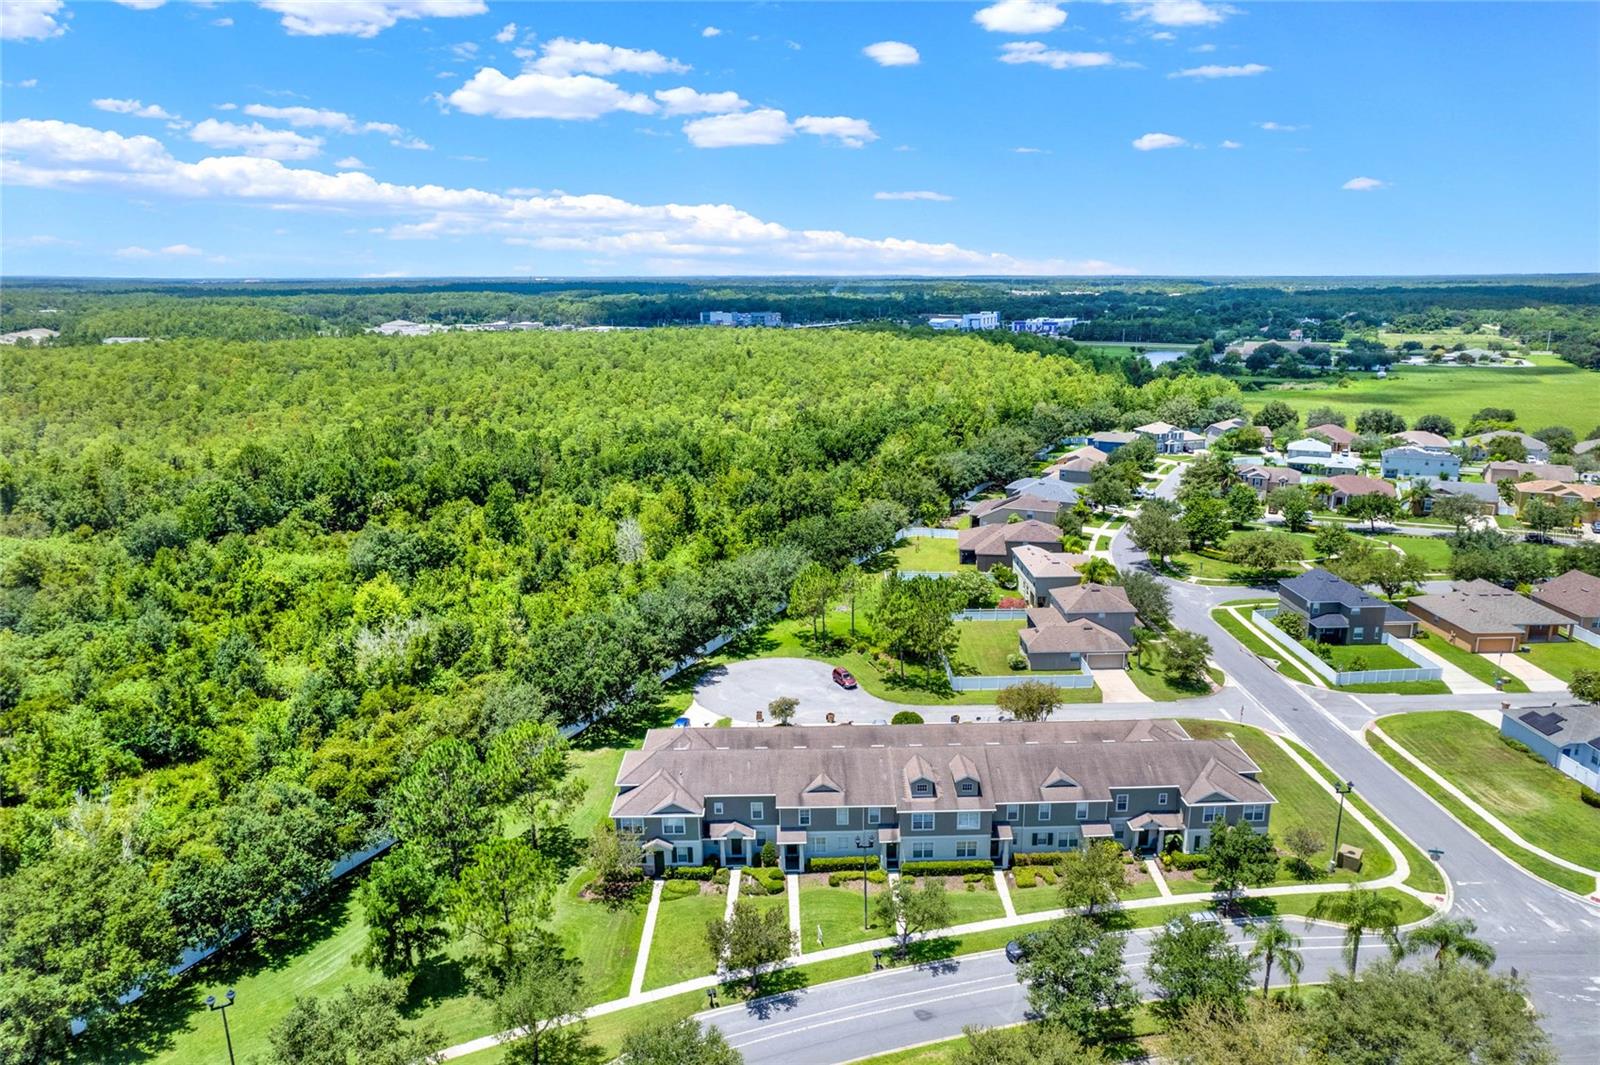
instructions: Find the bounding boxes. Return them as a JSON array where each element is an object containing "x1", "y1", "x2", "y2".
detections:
[
  {"x1": 832, "y1": 666, "x2": 858, "y2": 689},
  {"x1": 1005, "y1": 938, "x2": 1027, "y2": 964}
]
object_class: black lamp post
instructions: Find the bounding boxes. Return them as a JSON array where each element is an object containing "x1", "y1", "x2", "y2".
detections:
[
  {"x1": 1328, "y1": 781, "x2": 1354, "y2": 872},
  {"x1": 205, "y1": 989, "x2": 237, "y2": 1065},
  {"x1": 854, "y1": 832, "x2": 877, "y2": 930}
]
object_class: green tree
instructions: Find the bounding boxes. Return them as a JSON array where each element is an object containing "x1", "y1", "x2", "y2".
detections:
[
  {"x1": 1163, "y1": 631, "x2": 1213, "y2": 689},
  {"x1": 1226, "y1": 483, "x2": 1263, "y2": 528},
  {"x1": 1398, "y1": 916, "x2": 1496, "y2": 969},
  {"x1": 996, "y1": 680, "x2": 1063, "y2": 722},
  {"x1": 767, "y1": 696, "x2": 799, "y2": 725},
  {"x1": 1313, "y1": 523, "x2": 1352, "y2": 558},
  {"x1": 1078, "y1": 556, "x2": 1118, "y2": 585},
  {"x1": 1431, "y1": 492, "x2": 1482, "y2": 533},
  {"x1": 1180, "y1": 497, "x2": 1231, "y2": 550},
  {"x1": 485, "y1": 719, "x2": 585, "y2": 848},
  {"x1": 1569, "y1": 668, "x2": 1600, "y2": 704},
  {"x1": 1119, "y1": 568, "x2": 1171, "y2": 628},
  {"x1": 1303, "y1": 406, "x2": 1346, "y2": 430},
  {"x1": 1130, "y1": 499, "x2": 1187, "y2": 566},
  {"x1": 707, "y1": 900, "x2": 795, "y2": 991},
  {"x1": 837, "y1": 564, "x2": 865, "y2": 635},
  {"x1": 484, "y1": 479, "x2": 522, "y2": 543},
  {"x1": 1342, "y1": 491, "x2": 1399, "y2": 532},
  {"x1": 1310, "y1": 887, "x2": 1402, "y2": 974},
  {"x1": 1166, "y1": 1001, "x2": 1322, "y2": 1065},
  {"x1": 493, "y1": 937, "x2": 593, "y2": 1065},
  {"x1": 451, "y1": 839, "x2": 559, "y2": 981},
  {"x1": 619, "y1": 1018, "x2": 743, "y2": 1065},
  {"x1": 1281, "y1": 825, "x2": 1324, "y2": 879},
  {"x1": 1242, "y1": 916, "x2": 1303, "y2": 998},
  {"x1": 1146, "y1": 914, "x2": 1254, "y2": 1023},
  {"x1": 876, "y1": 876, "x2": 956, "y2": 949},
  {"x1": 263, "y1": 981, "x2": 444, "y2": 1065},
  {"x1": 1086, "y1": 463, "x2": 1132, "y2": 510},
  {"x1": 1252, "y1": 401, "x2": 1298, "y2": 433},
  {"x1": 1355, "y1": 408, "x2": 1406, "y2": 436},
  {"x1": 1267, "y1": 486, "x2": 1312, "y2": 531},
  {"x1": 1055, "y1": 840, "x2": 1128, "y2": 917},
  {"x1": 789, "y1": 562, "x2": 836, "y2": 636},
  {"x1": 358, "y1": 844, "x2": 448, "y2": 978},
  {"x1": 1224, "y1": 531, "x2": 1303, "y2": 576},
  {"x1": 1414, "y1": 413, "x2": 1457, "y2": 437},
  {"x1": 952, "y1": 1023, "x2": 1108, "y2": 1065},
  {"x1": 391, "y1": 738, "x2": 498, "y2": 879},
  {"x1": 1522, "y1": 498, "x2": 1563, "y2": 541},
  {"x1": 1204, "y1": 822, "x2": 1279, "y2": 903},
  {"x1": 1014, "y1": 916, "x2": 1138, "y2": 1040}
]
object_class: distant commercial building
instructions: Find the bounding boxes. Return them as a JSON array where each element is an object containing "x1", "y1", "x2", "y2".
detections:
[
  {"x1": 928, "y1": 311, "x2": 1000, "y2": 331},
  {"x1": 700, "y1": 311, "x2": 783, "y2": 327},
  {"x1": 1009, "y1": 316, "x2": 1078, "y2": 336}
]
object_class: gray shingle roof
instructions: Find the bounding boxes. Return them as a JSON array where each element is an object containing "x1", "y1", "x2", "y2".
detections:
[
  {"x1": 1019, "y1": 616, "x2": 1131, "y2": 655},
  {"x1": 1532, "y1": 570, "x2": 1600, "y2": 621},
  {"x1": 958, "y1": 519, "x2": 1063, "y2": 557},
  {"x1": 1511, "y1": 705, "x2": 1600, "y2": 749},
  {"x1": 1409, "y1": 582, "x2": 1574, "y2": 635}
]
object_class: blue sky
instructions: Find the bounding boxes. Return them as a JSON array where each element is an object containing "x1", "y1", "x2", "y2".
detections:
[{"x1": 2, "y1": 0, "x2": 1596, "y2": 277}]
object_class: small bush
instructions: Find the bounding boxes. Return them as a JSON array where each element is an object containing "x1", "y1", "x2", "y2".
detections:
[
  {"x1": 739, "y1": 875, "x2": 768, "y2": 895},
  {"x1": 966, "y1": 882, "x2": 977, "y2": 892},
  {"x1": 962, "y1": 872, "x2": 989, "y2": 884},
  {"x1": 1036, "y1": 867, "x2": 1057, "y2": 885},
  {"x1": 901, "y1": 860, "x2": 994, "y2": 876},
  {"x1": 891, "y1": 710, "x2": 924, "y2": 725},
  {"x1": 1582, "y1": 787, "x2": 1600, "y2": 810},
  {"x1": 665, "y1": 865, "x2": 715, "y2": 881},
  {"x1": 827, "y1": 869, "x2": 889, "y2": 887},
  {"x1": 760, "y1": 841, "x2": 778, "y2": 867},
  {"x1": 1163, "y1": 851, "x2": 1208, "y2": 871},
  {"x1": 1013, "y1": 851, "x2": 1074, "y2": 866},
  {"x1": 746, "y1": 867, "x2": 786, "y2": 893},
  {"x1": 1013, "y1": 867, "x2": 1038, "y2": 888},
  {"x1": 1007, "y1": 652, "x2": 1028, "y2": 671},
  {"x1": 662, "y1": 880, "x2": 701, "y2": 901},
  {"x1": 713, "y1": 868, "x2": 731, "y2": 885},
  {"x1": 810, "y1": 856, "x2": 881, "y2": 873}
]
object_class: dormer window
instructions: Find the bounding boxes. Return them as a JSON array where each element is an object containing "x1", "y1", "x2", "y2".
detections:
[
  {"x1": 959, "y1": 780, "x2": 976, "y2": 795},
  {"x1": 913, "y1": 780, "x2": 933, "y2": 797}
]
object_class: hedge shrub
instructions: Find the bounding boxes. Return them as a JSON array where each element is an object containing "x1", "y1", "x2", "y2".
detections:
[
  {"x1": 747, "y1": 867, "x2": 787, "y2": 892},
  {"x1": 1582, "y1": 786, "x2": 1600, "y2": 810},
  {"x1": 891, "y1": 710, "x2": 924, "y2": 725},
  {"x1": 901, "y1": 860, "x2": 994, "y2": 876},
  {"x1": 827, "y1": 870, "x2": 889, "y2": 887},
  {"x1": 810, "y1": 856, "x2": 881, "y2": 873},
  {"x1": 1162, "y1": 851, "x2": 1208, "y2": 871},
  {"x1": 662, "y1": 880, "x2": 701, "y2": 901},
  {"x1": 665, "y1": 865, "x2": 715, "y2": 881},
  {"x1": 1013, "y1": 867, "x2": 1039, "y2": 889},
  {"x1": 1013, "y1": 851, "x2": 1074, "y2": 867}
]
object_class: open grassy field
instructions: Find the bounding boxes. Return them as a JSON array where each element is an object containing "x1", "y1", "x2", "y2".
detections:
[
  {"x1": 1127, "y1": 641, "x2": 1224, "y2": 701},
  {"x1": 1247, "y1": 360, "x2": 1600, "y2": 427},
  {"x1": 1522, "y1": 635, "x2": 1600, "y2": 682},
  {"x1": 885, "y1": 534, "x2": 964, "y2": 572},
  {"x1": 1376, "y1": 712, "x2": 1600, "y2": 871}
]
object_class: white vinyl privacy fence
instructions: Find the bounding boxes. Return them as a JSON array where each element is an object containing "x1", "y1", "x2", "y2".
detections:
[
  {"x1": 1251, "y1": 607, "x2": 1442, "y2": 687},
  {"x1": 943, "y1": 656, "x2": 1095, "y2": 692}
]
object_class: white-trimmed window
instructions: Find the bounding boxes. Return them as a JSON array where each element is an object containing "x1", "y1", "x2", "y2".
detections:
[
  {"x1": 1157, "y1": 792, "x2": 1168, "y2": 807},
  {"x1": 959, "y1": 780, "x2": 977, "y2": 795},
  {"x1": 810, "y1": 835, "x2": 827, "y2": 852},
  {"x1": 1005, "y1": 804, "x2": 1019, "y2": 822},
  {"x1": 712, "y1": 801, "x2": 724, "y2": 816},
  {"x1": 1038, "y1": 804, "x2": 1051, "y2": 821},
  {"x1": 674, "y1": 846, "x2": 693, "y2": 864},
  {"x1": 618, "y1": 818, "x2": 644, "y2": 834},
  {"x1": 836, "y1": 808, "x2": 849, "y2": 826},
  {"x1": 663, "y1": 817, "x2": 685, "y2": 836},
  {"x1": 911, "y1": 812, "x2": 935, "y2": 832},
  {"x1": 955, "y1": 840, "x2": 979, "y2": 859},
  {"x1": 1201, "y1": 807, "x2": 1219, "y2": 824},
  {"x1": 957, "y1": 811, "x2": 980, "y2": 831},
  {"x1": 1115, "y1": 794, "x2": 1129, "y2": 813},
  {"x1": 1076, "y1": 803, "x2": 1089, "y2": 821},
  {"x1": 1031, "y1": 832, "x2": 1053, "y2": 847},
  {"x1": 911, "y1": 842, "x2": 935, "y2": 860},
  {"x1": 798, "y1": 809, "x2": 811, "y2": 826},
  {"x1": 913, "y1": 780, "x2": 933, "y2": 797},
  {"x1": 751, "y1": 802, "x2": 765, "y2": 821},
  {"x1": 1244, "y1": 804, "x2": 1267, "y2": 823},
  {"x1": 867, "y1": 808, "x2": 880, "y2": 824}
]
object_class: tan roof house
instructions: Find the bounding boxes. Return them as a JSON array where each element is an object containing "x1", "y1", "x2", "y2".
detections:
[
  {"x1": 1511, "y1": 480, "x2": 1600, "y2": 522},
  {"x1": 1393, "y1": 429, "x2": 1452, "y2": 450},
  {"x1": 958, "y1": 519, "x2": 1064, "y2": 571},
  {"x1": 1407, "y1": 580, "x2": 1574, "y2": 653},
  {"x1": 1046, "y1": 446, "x2": 1109, "y2": 484},
  {"x1": 1323, "y1": 474, "x2": 1396, "y2": 509},
  {"x1": 1306, "y1": 423, "x2": 1358, "y2": 452},
  {"x1": 1238, "y1": 464, "x2": 1303, "y2": 496},
  {"x1": 1531, "y1": 570, "x2": 1600, "y2": 632},
  {"x1": 1020, "y1": 614, "x2": 1131, "y2": 670},
  {"x1": 1484, "y1": 461, "x2": 1578, "y2": 485},
  {"x1": 1046, "y1": 582, "x2": 1138, "y2": 641}
]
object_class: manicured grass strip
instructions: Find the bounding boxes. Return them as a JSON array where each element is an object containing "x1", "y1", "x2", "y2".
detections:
[
  {"x1": 1375, "y1": 534, "x2": 1453, "y2": 571},
  {"x1": 886, "y1": 535, "x2": 962, "y2": 572},
  {"x1": 1367, "y1": 730, "x2": 1597, "y2": 896},
  {"x1": 1126, "y1": 641, "x2": 1223, "y2": 701},
  {"x1": 1322, "y1": 641, "x2": 1421, "y2": 672},
  {"x1": 1237, "y1": 886, "x2": 1433, "y2": 925},
  {"x1": 951, "y1": 620, "x2": 1074, "y2": 678},
  {"x1": 1281, "y1": 736, "x2": 1446, "y2": 896},
  {"x1": 1094, "y1": 534, "x2": 1111, "y2": 551},
  {"x1": 1521, "y1": 635, "x2": 1600, "y2": 683},
  {"x1": 1410, "y1": 635, "x2": 1529, "y2": 692},
  {"x1": 1376, "y1": 712, "x2": 1600, "y2": 870},
  {"x1": 642, "y1": 890, "x2": 726, "y2": 990},
  {"x1": 1209, "y1": 605, "x2": 1317, "y2": 686},
  {"x1": 1337, "y1": 680, "x2": 1451, "y2": 695},
  {"x1": 1180, "y1": 720, "x2": 1393, "y2": 886},
  {"x1": 800, "y1": 883, "x2": 894, "y2": 953}
]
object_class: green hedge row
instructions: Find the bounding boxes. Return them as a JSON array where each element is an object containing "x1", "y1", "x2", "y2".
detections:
[
  {"x1": 1012, "y1": 851, "x2": 1075, "y2": 867},
  {"x1": 1162, "y1": 851, "x2": 1208, "y2": 871},
  {"x1": 900, "y1": 860, "x2": 994, "y2": 876},
  {"x1": 809, "y1": 856, "x2": 881, "y2": 873},
  {"x1": 665, "y1": 865, "x2": 716, "y2": 880},
  {"x1": 827, "y1": 870, "x2": 889, "y2": 887},
  {"x1": 1013, "y1": 865, "x2": 1059, "y2": 889}
]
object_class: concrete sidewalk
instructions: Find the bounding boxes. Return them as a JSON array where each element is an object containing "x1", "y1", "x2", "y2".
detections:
[{"x1": 1400, "y1": 640, "x2": 1493, "y2": 694}]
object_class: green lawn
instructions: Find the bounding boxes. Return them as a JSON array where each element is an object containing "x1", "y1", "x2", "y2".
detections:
[
  {"x1": 799, "y1": 882, "x2": 892, "y2": 952},
  {"x1": 1375, "y1": 534, "x2": 1453, "y2": 572},
  {"x1": 1409, "y1": 632, "x2": 1529, "y2": 692},
  {"x1": 885, "y1": 535, "x2": 963, "y2": 572},
  {"x1": 1164, "y1": 544, "x2": 1301, "y2": 583},
  {"x1": 1367, "y1": 730, "x2": 1596, "y2": 895},
  {"x1": 949, "y1": 619, "x2": 1071, "y2": 677},
  {"x1": 1210, "y1": 603, "x2": 1317, "y2": 686},
  {"x1": 642, "y1": 888, "x2": 726, "y2": 990},
  {"x1": 1376, "y1": 712, "x2": 1600, "y2": 871},
  {"x1": 1522, "y1": 635, "x2": 1600, "y2": 683},
  {"x1": 1127, "y1": 640, "x2": 1224, "y2": 701},
  {"x1": 1180, "y1": 720, "x2": 1394, "y2": 886},
  {"x1": 1321, "y1": 641, "x2": 1419, "y2": 672},
  {"x1": 917, "y1": 880, "x2": 1007, "y2": 924},
  {"x1": 1237, "y1": 886, "x2": 1434, "y2": 926}
]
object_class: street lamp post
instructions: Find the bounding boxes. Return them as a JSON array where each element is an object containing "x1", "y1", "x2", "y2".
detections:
[
  {"x1": 205, "y1": 989, "x2": 237, "y2": 1065},
  {"x1": 1328, "y1": 781, "x2": 1354, "y2": 873},
  {"x1": 854, "y1": 832, "x2": 877, "y2": 930}
]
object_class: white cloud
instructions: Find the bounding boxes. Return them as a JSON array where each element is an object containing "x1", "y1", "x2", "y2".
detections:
[
  {"x1": 11, "y1": 78, "x2": 40, "y2": 88},
  {"x1": 863, "y1": 40, "x2": 919, "y2": 67},
  {"x1": 1013, "y1": 146, "x2": 1046, "y2": 154},
  {"x1": 1170, "y1": 63, "x2": 1269, "y2": 78},
  {"x1": 113, "y1": 0, "x2": 167, "y2": 8},
  {"x1": 654, "y1": 86, "x2": 749, "y2": 116},
  {"x1": 974, "y1": 1, "x2": 1066, "y2": 34},
  {"x1": 1219, "y1": 139, "x2": 1241, "y2": 149},
  {"x1": 495, "y1": 21, "x2": 516, "y2": 43},
  {"x1": 1342, "y1": 176, "x2": 1386, "y2": 191},
  {"x1": 1257, "y1": 120, "x2": 1302, "y2": 132},
  {"x1": 2, "y1": 0, "x2": 67, "y2": 40},
  {"x1": 999, "y1": 42, "x2": 1115, "y2": 69},
  {"x1": 451, "y1": 41, "x2": 478, "y2": 60},
  {"x1": 390, "y1": 135, "x2": 432, "y2": 150},
  {"x1": 1149, "y1": 31, "x2": 1175, "y2": 41},
  {"x1": 115, "y1": 245, "x2": 156, "y2": 258},
  {"x1": 1125, "y1": 1, "x2": 1235, "y2": 28},
  {"x1": 335, "y1": 156, "x2": 368, "y2": 169},
  {"x1": 448, "y1": 68, "x2": 658, "y2": 120},
  {"x1": 189, "y1": 118, "x2": 323, "y2": 159},
  {"x1": 1190, "y1": 42, "x2": 1216, "y2": 52},
  {"x1": 115, "y1": 242, "x2": 203, "y2": 258},
  {"x1": 1132, "y1": 131, "x2": 1187, "y2": 150},
  {"x1": 530, "y1": 38, "x2": 688, "y2": 77},
  {"x1": 93, "y1": 98, "x2": 179, "y2": 120},
  {"x1": 243, "y1": 104, "x2": 359, "y2": 131},
  {"x1": 160, "y1": 242, "x2": 204, "y2": 255},
  {"x1": 683, "y1": 108, "x2": 793, "y2": 148},
  {"x1": 874, "y1": 190, "x2": 953, "y2": 201},
  {"x1": 258, "y1": 0, "x2": 487, "y2": 38},
  {"x1": 1, "y1": 117, "x2": 1132, "y2": 274},
  {"x1": 212, "y1": 17, "x2": 233, "y2": 27},
  {"x1": 794, "y1": 115, "x2": 878, "y2": 148},
  {"x1": 701, "y1": 25, "x2": 721, "y2": 38}
]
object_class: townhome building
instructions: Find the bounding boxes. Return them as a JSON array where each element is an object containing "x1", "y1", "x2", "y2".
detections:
[{"x1": 610, "y1": 720, "x2": 1276, "y2": 875}]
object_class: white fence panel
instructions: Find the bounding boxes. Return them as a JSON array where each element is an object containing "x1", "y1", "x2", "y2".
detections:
[{"x1": 1250, "y1": 608, "x2": 1442, "y2": 686}]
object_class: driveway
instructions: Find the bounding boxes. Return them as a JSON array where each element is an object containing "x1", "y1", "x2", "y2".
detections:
[
  {"x1": 1400, "y1": 640, "x2": 1493, "y2": 694},
  {"x1": 1489, "y1": 650, "x2": 1568, "y2": 692},
  {"x1": 1091, "y1": 666, "x2": 1146, "y2": 703}
]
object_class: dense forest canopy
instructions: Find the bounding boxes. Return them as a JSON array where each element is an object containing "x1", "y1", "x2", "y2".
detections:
[
  {"x1": 4, "y1": 276, "x2": 1598, "y2": 368},
  {"x1": 0, "y1": 326, "x2": 1239, "y2": 1057}
]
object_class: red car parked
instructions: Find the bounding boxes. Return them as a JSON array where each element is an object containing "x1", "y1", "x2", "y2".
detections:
[{"x1": 832, "y1": 667, "x2": 858, "y2": 689}]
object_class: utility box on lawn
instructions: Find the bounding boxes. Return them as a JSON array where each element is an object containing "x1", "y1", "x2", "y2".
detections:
[{"x1": 1337, "y1": 844, "x2": 1364, "y2": 872}]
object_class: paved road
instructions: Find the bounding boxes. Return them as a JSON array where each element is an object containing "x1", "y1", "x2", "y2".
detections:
[{"x1": 708, "y1": 921, "x2": 1396, "y2": 1065}]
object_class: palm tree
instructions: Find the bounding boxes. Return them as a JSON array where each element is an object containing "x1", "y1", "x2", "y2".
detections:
[
  {"x1": 1243, "y1": 916, "x2": 1304, "y2": 999},
  {"x1": 1403, "y1": 481, "x2": 1434, "y2": 518},
  {"x1": 1398, "y1": 917, "x2": 1496, "y2": 969},
  {"x1": 1311, "y1": 887, "x2": 1402, "y2": 974},
  {"x1": 1080, "y1": 557, "x2": 1118, "y2": 585},
  {"x1": 1129, "y1": 625, "x2": 1152, "y2": 669},
  {"x1": 1308, "y1": 481, "x2": 1334, "y2": 509}
]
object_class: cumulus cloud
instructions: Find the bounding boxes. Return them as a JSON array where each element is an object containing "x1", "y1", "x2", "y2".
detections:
[
  {"x1": 0, "y1": 117, "x2": 1129, "y2": 274},
  {"x1": 2, "y1": 0, "x2": 67, "y2": 40},
  {"x1": 1257, "y1": 120, "x2": 1302, "y2": 132},
  {"x1": 794, "y1": 115, "x2": 878, "y2": 148},
  {"x1": 448, "y1": 68, "x2": 658, "y2": 120},
  {"x1": 93, "y1": 98, "x2": 179, "y2": 120},
  {"x1": 682, "y1": 108, "x2": 793, "y2": 147},
  {"x1": 495, "y1": 21, "x2": 516, "y2": 43},
  {"x1": 115, "y1": 242, "x2": 204, "y2": 258},
  {"x1": 258, "y1": 0, "x2": 487, "y2": 38},
  {"x1": 391, "y1": 135, "x2": 432, "y2": 150},
  {"x1": 863, "y1": 40, "x2": 920, "y2": 67},
  {"x1": 1132, "y1": 131, "x2": 1187, "y2": 150},
  {"x1": 1169, "y1": 62, "x2": 1269, "y2": 78},
  {"x1": 974, "y1": 1, "x2": 1066, "y2": 34},
  {"x1": 1219, "y1": 139, "x2": 1241, "y2": 149},
  {"x1": 242, "y1": 104, "x2": 360, "y2": 131},
  {"x1": 654, "y1": 86, "x2": 749, "y2": 116},
  {"x1": 874, "y1": 190, "x2": 953, "y2": 201},
  {"x1": 1342, "y1": 176, "x2": 1386, "y2": 191},
  {"x1": 335, "y1": 156, "x2": 368, "y2": 169},
  {"x1": 1125, "y1": 1, "x2": 1235, "y2": 27},
  {"x1": 112, "y1": 1, "x2": 168, "y2": 9},
  {"x1": 529, "y1": 38, "x2": 688, "y2": 77},
  {"x1": 999, "y1": 42, "x2": 1115, "y2": 69},
  {"x1": 189, "y1": 118, "x2": 323, "y2": 159},
  {"x1": 701, "y1": 25, "x2": 721, "y2": 37}
]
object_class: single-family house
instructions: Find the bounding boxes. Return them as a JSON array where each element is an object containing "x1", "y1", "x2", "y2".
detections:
[
  {"x1": 957, "y1": 519, "x2": 1064, "y2": 571},
  {"x1": 1381, "y1": 446, "x2": 1461, "y2": 481},
  {"x1": 1306, "y1": 423, "x2": 1358, "y2": 453},
  {"x1": 1511, "y1": 480, "x2": 1600, "y2": 523},
  {"x1": 1464, "y1": 431, "x2": 1551, "y2": 463},
  {"x1": 1406, "y1": 579, "x2": 1574, "y2": 652},
  {"x1": 1278, "y1": 568, "x2": 1420, "y2": 645},
  {"x1": 1205, "y1": 417, "x2": 1246, "y2": 442},
  {"x1": 1573, "y1": 439, "x2": 1600, "y2": 457},
  {"x1": 1046, "y1": 582, "x2": 1139, "y2": 641},
  {"x1": 1531, "y1": 569, "x2": 1600, "y2": 633},
  {"x1": 1089, "y1": 431, "x2": 1139, "y2": 454},
  {"x1": 1285, "y1": 437, "x2": 1333, "y2": 466},
  {"x1": 1011, "y1": 544, "x2": 1087, "y2": 607},
  {"x1": 1020, "y1": 614, "x2": 1132, "y2": 670},
  {"x1": 1003, "y1": 476, "x2": 1081, "y2": 506},
  {"x1": 1134, "y1": 421, "x2": 1203, "y2": 455},
  {"x1": 1424, "y1": 480, "x2": 1501, "y2": 516},
  {"x1": 970, "y1": 493, "x2": 1063, "y2": 527},
  {"x1": 1484, "y1": 461, "x2": 1578, "y2": 485},
  {"x1": 1237, "y1": 464, "x2": 1303, "y2": 496},
  {"x1": 610, "y1": 719, "x2": 1276, "y2": 873},
  {"x1": 1499, "y1": 705, "x2": 1600, "y2": 791},
  {"x1": 1392, "y1": 429, "x2": 1453, "y2": 451},
  {"x1": 1046, "y1": 446, "x2": 1108, "y2": 484},
  {"x1": 1323, "y1": 474, "x2": 1397, "y2": 509}
]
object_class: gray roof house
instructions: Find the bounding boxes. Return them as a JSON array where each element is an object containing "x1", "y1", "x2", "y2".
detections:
[
  {"x1": 1382, "y1": 446, "x2": 1462, "y2": 481},
  {"x1": 1407, "y1": 580, "x2": 1574, "y2": 653},
  {"x1": 1483, "y1": 461, "x2": 1578, "y2": 485},
  {"x1": 970, "y1": 492, "x2": 1063, "y2": 526},
  {"x1": 1002, "y1": 476, "x2": 1081, "y2": 505},
  {"x1": 1020, "y1": 613, "x2": 1131, "y2": 670},
  {"x1": 1011, "y1": 544, "x2": 1086, "y2": 607},
  {"x1": 1464, "y1": 431, "x2": 1551, "y2": 462},
  {"x1": 1500, "y1": 705, "x2": 1600, "y2": 791},
  {"x1": 1046, "y1": 581, "x2": 1138, "y2": 641},
  {"x1": 1206, "y1": 417, "x2": 1246, "y2": 441},
  {"x1": 958, "y1": 519, "x2": 1064, "y2": 571},
  {"x1": 611, "y1": 719, "x2": 1276, "y2": 872},
  {"x1": 1278, "y1": 568, "x2": 1419, "y2": 644},
  {"x1": 1574, "y1": 439, "x2": 1600, "y2": 457},
  {"x1": 1531, "y1": 569, "x2": 1600, "y2": 632},
  {"x1": 1425, "y1": 479, "x2": 1501, "y2": 515},
  {"x1": 1089, "y1": 431, "x2": 1139, "y2": 454}
]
